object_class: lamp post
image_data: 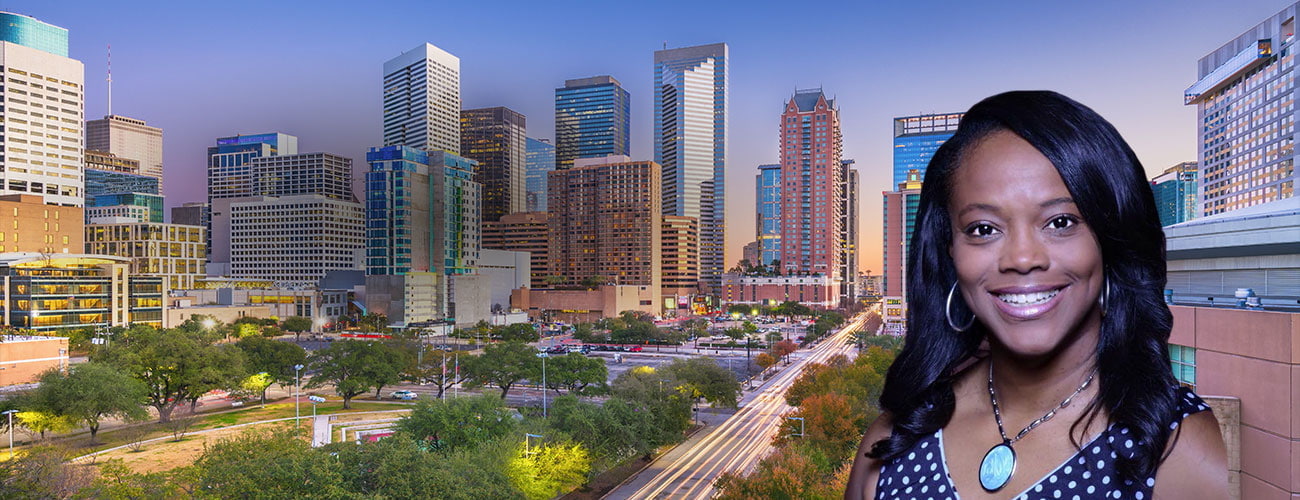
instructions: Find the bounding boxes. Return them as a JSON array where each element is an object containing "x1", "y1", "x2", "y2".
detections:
[
  {"x1": 535, "y1": 352, "x2": 548, "y2": 418},
  {"x1": 294, "y1": 364, "x2": 304, "y2": 428},
  {"x1": 308, "y1": 395, "x2": 325, "y2": 420},
  {"x1": 787, "y1": 416, "x2": 805, "y2": 438},
  {"x1": 2, "y1": 409, "x2": 16, "y2": 460}
]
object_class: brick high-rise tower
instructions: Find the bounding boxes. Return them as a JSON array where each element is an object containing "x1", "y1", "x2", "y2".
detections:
[{"x1": 777, "y1": 89, "x2": 844, "y2": 281}]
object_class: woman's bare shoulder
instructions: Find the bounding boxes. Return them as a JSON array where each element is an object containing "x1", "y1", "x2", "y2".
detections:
[
  {"x1": 845, "y1": 412, "x2": 893, "y2": 500},
  {"x1": 1154, "y1": 410, "x2": 1227, "y2": 499}
]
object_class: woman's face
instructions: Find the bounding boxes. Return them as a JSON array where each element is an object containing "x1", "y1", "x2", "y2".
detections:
[{"x1": 948, "y1": 130, "x2": 1104, "y2": 358}]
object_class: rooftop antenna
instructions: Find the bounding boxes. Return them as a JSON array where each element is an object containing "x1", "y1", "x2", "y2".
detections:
[
  {"x1": 106, "y1": 43, "x2": 112, "y2": 116},
  {"x1": 663, "y1": 41, "x2": 667, "y2": 50}
]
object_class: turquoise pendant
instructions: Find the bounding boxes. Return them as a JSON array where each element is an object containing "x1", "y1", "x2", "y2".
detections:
[{"x1": 979, "y1": 442, "x2": 1016, "y2": 492}]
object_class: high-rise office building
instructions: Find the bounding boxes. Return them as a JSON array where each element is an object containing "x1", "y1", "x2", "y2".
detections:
[
  {"x1": 462, "y1": 107, "x2": 527, "y2": 221},
  {"x1": 85, "y1": 193, "x2": 163, "y2": 223},
  {"x1": 383, "y1": 43, "x2": 460, "y2": 154},
  {"x1": 86, "y1": 115, "x2": 164, "y2": 190},
  {"x1": 482, "y1": 211, "x2": 550, "y2": 289},
  {"x1": 207, "y1": 133, "x2": 299, "y2": 201},
  {"x1": 554, "y1": 76, "x2": 630, "y2": 170},
  {"x1": 892, "y1": 113, "x2": 962, "y2": 187},
  {"x1": 841, "y1": 160, "x2": 859, "y2": 301},
  {"x1": 250, "y1": 152, "x2": 353, "y2": 200},
  {"x1": 222, "y1": 195, "x2": 364, "y2": 285},
  {"x1": 171, "y1": 202, "x2": 208, "y2": 228},
  {"x1": 547, "y1": 156, "x2": 661, "y2": 300},
  {"x1": 1152, "y1": 161, "x2": 1199, "y2": 227},
  {"x1": 883, "y1": 170, "x2": 923, "y2": 298},
  {"x1": 85, "y1": 150, "x2": 160, "y2": 224},
  {"x1": 525, "y1": 138, "x2": 556, "y2": 212},
  {"x1": 778, "y1": 89, "x2": 845, "y2": 284},
  {"x1": 1186, "y1": 5, "x2": 1298, "y2": 216},
  {"x1": 364, "y1": 145, "x2": 481, "y2": 276},
  {"x1": 756, "y1": 163, "x2": 782, "y2": 270},
  {"x1": 741, "y1": 241, "x2": 760, "y2": 268},
  {"x1": 0, "y1": 13, "x2": 83, "y2": 207},
  {"x1": 662, "y1": 215, "x2": 700, "y2": 293},
  {"x1": 655, "y1": 43, "x2": 728, "y2": 295}
]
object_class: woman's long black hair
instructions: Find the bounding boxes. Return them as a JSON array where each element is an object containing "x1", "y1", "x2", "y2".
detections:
[{"x1": 868, "y1": 90, "x2": 1177, "y2": 482}]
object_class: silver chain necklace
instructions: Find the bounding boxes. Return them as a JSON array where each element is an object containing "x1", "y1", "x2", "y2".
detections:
[{"x1": 978, "y1": 362, "x2": 1097, "y2": 492}]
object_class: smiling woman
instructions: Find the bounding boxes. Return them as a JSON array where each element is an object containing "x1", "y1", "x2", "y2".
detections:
[{"x1": 845, "y1": 91, "x2": 1227, "y2": 500}]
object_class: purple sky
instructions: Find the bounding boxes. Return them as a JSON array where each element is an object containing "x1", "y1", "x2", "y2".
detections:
[{"x1": 14, "y1": 0, "x2": 1291, "y2": 272}]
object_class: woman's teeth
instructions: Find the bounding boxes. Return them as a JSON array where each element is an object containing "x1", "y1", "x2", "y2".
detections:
[{"x1": 996, "y1": 289, "x2": 1060, "y2": 305}]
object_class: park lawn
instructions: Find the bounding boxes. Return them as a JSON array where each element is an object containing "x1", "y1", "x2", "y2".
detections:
[{"x1": 189, "y1": 401, "x2": 405, "y2": 430}]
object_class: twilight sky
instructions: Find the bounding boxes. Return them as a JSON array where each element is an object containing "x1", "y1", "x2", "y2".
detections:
[{"x1": 13, "y1": 0, "x2": 1291, "y2": 273}]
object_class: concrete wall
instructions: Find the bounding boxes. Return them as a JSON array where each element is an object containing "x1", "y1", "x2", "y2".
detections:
[
  {"x1": 511, "y1": 285, "x2": 658, "y2": 323},
  {"x1": 164, "y1": 303, "x2": 271, "y2": 328},
  {"x1": 0, "y1": 336, "x2": 68, "y2": 385}
]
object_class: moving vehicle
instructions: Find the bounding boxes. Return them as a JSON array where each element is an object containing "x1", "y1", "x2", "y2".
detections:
[{"x1": 390, "y1": 390, "x2": 418, "y2": 400}]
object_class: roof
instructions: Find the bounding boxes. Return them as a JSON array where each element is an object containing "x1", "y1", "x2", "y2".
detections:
[
  {"x1": 0, "y1": 253, "x2": 130, "y2": 267},
  {"x1": 790, "y1": 89, "x2": 833, "y2": 113}
]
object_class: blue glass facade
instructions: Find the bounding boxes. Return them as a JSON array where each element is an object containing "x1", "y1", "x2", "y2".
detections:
[
  {"x1": 365, "y1": 146, "x2": 480, "y2": 277},
  {"x1": 1153, "y1": 168, "x2": 1198, "y2": 227},
  {"x1": 892, "y1": 113, "x2": 961, "y2": 187},
  {"x1": 85, "y1": 169, "x2": 159, "y2": 197},
  {"x1": 365, "y1": 146, "x2": 427, "y2": 276},
  {"x1": 0, "y1": 12, "x2": 68, "y2": 57},
  {"x1": 86, "y1": 192, "x2": 165, "y2": 223},
  {"x1": 525, "y1": 138, "x2": 555, "y2": 212},
  {"x1": 756, "y1": 164, "x2": 782, "y2": 268},
  {"x1": 554, "y1": 76, "x2": 630, "y2": 170},
  {"x1": 208, "y1": 133, "x2": 297, "y2": 200}
]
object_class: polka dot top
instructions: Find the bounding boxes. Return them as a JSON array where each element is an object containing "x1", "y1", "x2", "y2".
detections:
[{"x1": 874, "y1": 386, "x2": 1210, "y2": 500}]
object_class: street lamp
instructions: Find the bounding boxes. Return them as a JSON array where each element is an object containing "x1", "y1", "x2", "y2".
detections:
[
  {"x1": 787, "y1": 416, "x2": 805, "y2": 438},
  {"x1": 535, "y1": 352, "x2": 548, "y2": 418},
  {"x1": 308, "y1": 395, "x2": 326, "y2": 421},
  {"x1": 294, "y1": 364, "x2": 305, "y2": 428},
  {"x1": 2, "y1": 409, "x2": 16, "y2": 460}
]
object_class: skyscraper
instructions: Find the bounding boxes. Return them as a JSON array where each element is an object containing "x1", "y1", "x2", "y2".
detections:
[
  {"x1": 655, "y1": 43, "x2": 728, "y2": 295},
  {"x1": 1185, "y1": 6, "x2": 1296, "y2": 216},
  {"x1": 207, "y1": 133, "x2": 299, "y2": 201},
  {"x1": 840, "y1": 160, "x2": 859, "y2": 302},
  {"x1": 892, "y1": 113, "x2": 962, "y2": 187},
  {"x1": 364, "y1": 146, "x2": 481, "y2": 276},
  {"x1": 86, "y1": 115, "x2": 164, "y2": 190},
  {"x1": 554, "y1": 76, "x2": 630, "y2": 170},
  {"x1": 755, "y1": 164, "x2": 782, "y2": 269},
  {"x1": 1151, "y1": 161, "x2": 1199, "y2": 227},
  {"x1": 778, "y1": 89, "x2": 844, "y2": 284},
  {"x1": 883, "y1": 170, "x2": 923, "y2": 298},
  {"x1": 461, "y1": 107, "x2": 527, "y2": 221},
  {"x1": 525, "y1": 138, "x2": 556, "y2": 212},
  {"x1": 0, "y1": 12, "x2": 83, "y2": 207},
  {"x1": 384, "y1": 43, "x2": 461, "y2": 154}
]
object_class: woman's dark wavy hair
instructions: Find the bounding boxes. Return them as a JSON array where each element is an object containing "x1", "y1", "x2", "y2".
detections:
[{"x1": 867, "y1": 90, "x2": 1177, "y2": 481}]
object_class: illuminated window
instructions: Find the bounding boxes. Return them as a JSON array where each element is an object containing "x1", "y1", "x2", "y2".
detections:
[{"x1": 1169, "y1": 344, "x2": 1196, "y2": 388}]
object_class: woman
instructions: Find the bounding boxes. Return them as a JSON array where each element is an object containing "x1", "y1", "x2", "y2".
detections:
[{"x1": 846, "y1": 91, "x2": 1226, "y2": 499}]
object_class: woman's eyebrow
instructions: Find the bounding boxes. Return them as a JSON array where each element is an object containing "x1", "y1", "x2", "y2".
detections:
[
  {"x1": 957, "y1": 203, "x2": 1000, "y2": 218},
  {"x1": 1040, "y1": 197, "x2": 1076, "y2": 208}
]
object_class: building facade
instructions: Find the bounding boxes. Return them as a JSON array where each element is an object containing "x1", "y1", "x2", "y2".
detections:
[
  {"x1": 525, "y1": 138, "x2": 555, "y2": 212},
  {"x1": 721, "y1": 274, "x2": 837, "y2": 309},
  {"x1": 383, "y1": 43, "x2": 460, "y2": 154},
  {"x1": 0, "y1": 16, "x2": 84, "y2": 207},
  {"x1": 216, "y1": 195, "x2": 364, "y2": 285},
  {"x1": 1152, "y1": 161, "x2": 1200, "y2": 227},
  {"x1": 85, "y1": 115, "x2": 163, "y2": 190},
  {"x1": 654, "y1": 43, "x2": 728, "y2": 295},
  {"x1": 778, "y1": 89, "x2": 844, "y2": 284},
  {"x1": 883, "y1": 170, "x2": 923, "y2": 298},
  {"x1": 741, "y1": 240, "x2": 760, "y2": 268},
  {"x1": 756, "y1": 163, "x2": 782, "y2": 269},
  {"x1": 171, "y1": 202, "x2": 208, "y2": 227},
  {"x1": 85, "y1": 221, "x2": 205, "y2": 290},
  {"x1": 892, "y1": 112, "x2": 962, "y2": 187},
  {"x1": 482, "y1": 211, "x2": 549, "y2": 289},
  {"x1": 250, "y1": 152, "x2": 353, "y2": 200},
  {"x1": 0, "y1": 194, "x2": 80, "y2": 254},
  {"x1": 662, "y1": 215, "x2": 700, "y2": 294},
  {"x1": 207, "y1": 133, "x2": 299, "y2": 201},
  {"x1": 1186, "y1": 4, "x2": 1299, "y2": 217},
  {"x1": 461, "y1": 107, "x2": 527, "y2": 221},
  {"x1": 554, "y1": 76, "x2": 630, "y2": 170},
  {"x1": 0, "y1": 253, "x2": 164, "y2": 330},
  {"x1": 841, "y1": 160, "x2": 859, "y2": 301},
  {"x1": 85, "y1": 192, "x2": 163, "y2": 223}
]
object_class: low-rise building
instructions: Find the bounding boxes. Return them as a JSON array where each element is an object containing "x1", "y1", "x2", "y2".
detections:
[
  {"x1": 0, "y1": 253, "x2": 164, "y2": 330},
  {"x1": 720, "y1": 273, "x2": 838, "y2": 309},
  {"x1": 0, "y1": 194, "x2": 81, "y2": 254},
  {"x1": 85, "y1": 220, "x2": 206, "y2": 290},
  {"x1": 511, "y1": 285, "x2": 658, "y2": 323},
  {"x1": 0, "y1": 335, "x2": 68, "y2": 385}
]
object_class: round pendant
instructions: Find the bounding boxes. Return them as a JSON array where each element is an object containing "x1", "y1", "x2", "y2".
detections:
[{"x1": 979, "y1": 442, "x2": 1016, "y2": 492}]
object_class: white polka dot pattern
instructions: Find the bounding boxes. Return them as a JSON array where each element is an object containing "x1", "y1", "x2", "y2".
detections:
[{"x1": 873, "y1": 387, "x2": 1211, "y2": 500}]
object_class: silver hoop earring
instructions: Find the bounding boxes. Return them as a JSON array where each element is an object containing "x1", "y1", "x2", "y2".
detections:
[
  {"x1": 1099, "y1": 275, "x2": 1110, "y2": 317},
  {"x1": 946, "y1": 282, "x2": 976, "y2": 332}
]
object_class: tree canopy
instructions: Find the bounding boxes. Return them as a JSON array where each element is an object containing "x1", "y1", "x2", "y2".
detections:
[
  {"x1": 92, "y1": 324, "x2": 247, "y2": 422},
  {"x1": 305, "y1": 340, "x2": 407, "y2": 408},
  {"x1": 462, "y1": 341, "x2": 538, "y2": 398},
  {"x1": 28, "y1": 362, "x2": 148, "y2": 442}
]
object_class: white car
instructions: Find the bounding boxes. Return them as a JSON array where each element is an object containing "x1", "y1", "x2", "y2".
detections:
[{"x1": 390, "y1": 390, "x2": 418, "y2": 400}]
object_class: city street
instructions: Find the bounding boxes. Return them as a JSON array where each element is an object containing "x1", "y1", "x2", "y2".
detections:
[{"x1": 603, "y1": 312, "x2": 868, "y2": 499}]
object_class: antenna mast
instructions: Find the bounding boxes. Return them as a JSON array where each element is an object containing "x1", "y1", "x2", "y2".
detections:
[{"x1": 106, "y1": 44, "x2": 112, "y2": 116}]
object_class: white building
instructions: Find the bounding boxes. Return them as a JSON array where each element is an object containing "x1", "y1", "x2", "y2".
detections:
[
  {"x1": 0, "y1": 25, "x2": 84, "y2": 207},
  {"x1": 654, "y1": 43, "x2": 728, "y2": 294},
  {"x1": 211, "y1": 194, "x2": 364, "y2": 286},
  {"x1": 85, "y1": 115, "x2": 163, "y2": 190},
  {"x1": 383, "y1": 43, "x2": 461, "y2": 154},
  {"x1": 85, "y1": 218, "x2": 206, "y2": 290}
]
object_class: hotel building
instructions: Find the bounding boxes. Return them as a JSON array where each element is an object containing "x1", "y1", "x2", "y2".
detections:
[{"x1": 482, "y1": 211, "x2": 549, "y2": 289}]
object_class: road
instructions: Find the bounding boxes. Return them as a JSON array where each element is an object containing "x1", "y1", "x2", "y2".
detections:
[{"x1": 604, "y1": 311, "x2": 871, "y2": 499}]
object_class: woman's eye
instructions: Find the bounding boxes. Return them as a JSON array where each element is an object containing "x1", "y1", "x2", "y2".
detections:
[
  {"x1": 966, "y1": 223, "x2": 997, "y2": 237},
  {"x1": 1048, "y1": 216, "x2": 1076, "y2": 230}
]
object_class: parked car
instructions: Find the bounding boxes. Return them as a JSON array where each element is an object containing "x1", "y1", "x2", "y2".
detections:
[
  {"x1": 390, "y1": 390, "x2": 418, "y2": 400},
  {"x1": 628, "y1": 346, "x2": 643, "y2": 352}
]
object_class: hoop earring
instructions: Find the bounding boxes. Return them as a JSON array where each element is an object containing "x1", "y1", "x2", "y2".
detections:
[
  {"x1": 946, "y1": 282, "x2": 976, "y2": 332},
  {"x1": 1099, "y1": 275, "x2": 1110, "y2": 318}
]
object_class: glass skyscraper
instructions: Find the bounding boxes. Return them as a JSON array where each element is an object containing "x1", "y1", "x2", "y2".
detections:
[
  {"x1": 365, "y1": 146, "x2": 480, "y2": 277},
  {"x1": 655, "y1": 42, "x2": 728, "y2": 294},
  {"x1": 554, "y1": 76, "x2": 630, "y2": 170},
  {"x1": 461, "y1": 106, "x2": 527, "y2": 221},
  {"x1": 1152, "y1": 162, "x2": 1199, "y2": 227},
  {"x1": 755, "y1": 164, "x2": 781, "y2": 269},
  {"x1": 525, "y1": 138, "x2": 556, "y2": 212},
  {"x1": 0, "y1": 12, "x2": 67, "y2": 57},
  {"x1": 892, "y1": 113, "x2": 962, "y2": 187}
]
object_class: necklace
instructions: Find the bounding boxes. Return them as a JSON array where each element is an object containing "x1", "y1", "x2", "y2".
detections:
[{"x1": 979, "y1": 362, "x2": 1096, "y2": 492}]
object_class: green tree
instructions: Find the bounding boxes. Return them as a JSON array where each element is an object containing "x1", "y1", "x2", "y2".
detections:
[
  {"x1": 543, "y1": 275, "x2": 566, "y2": 287},
  {"x1": 281, "y1": 316, "x2": 314, "y2": 340},
  {"x1": 505, "y1": 441, "x2": 591, "y2": 500},
  {"x1": 462, "y1": 341, "x2": 538, "y2": 397},
  {"x1": 93, "y1": 324, "x2": 246, "y2": 422},
  {"x1": 193, "y1": 430, "x2": 349, "y2": 499},
  {"x1": 773, "y1": 301, "x2": 813, "y2": 318},
  {"x1": 581, "y1": 275, "x2": 608, "y2": 288},
  {"x1": 239, "y1": 372, "x2": 274, "y2": 407},
  {"x1": 75, "y1": 459, "x2": 186, "y2": 499},
  {"x1": 232, "y1": 323, "x2": 260, "y2": 339},
  {"x1": 15, "y1": 411, "x2": 77, "y2": 441},
  {"x1": 234, "y1": 336, "x2": 307, "y2": 398},
  {"x1": 305, "y1": 340, "x2": 407, "y2": 409},
  {"x1": 570, "y1": 322, "x2": 603, "y2": 343},
  {"x1": 548, "y1": 395, "x2": 661, "y2": 468},
  {"x1": 30, "y1": 362, "x2": 148, "y2": 443},
  {"x1": 395, "y1": 394, "x2": 517, "y2": 452},
  {"x1": 322, "y1": 435, "x2": 521, "y2": 499},
  {"x1": 404, "y1": 346, "x2": 473, "y2": 398},
  {"x1": 0, "y1": 445, "x2": 94, "y2": 498},
  {"x1": 662, "y1": 357, "x2": 742, "y2": 409},
  {"x1": 726, "y1": 304, "x2": 752, "y2": 316},
  {"x1": 495, "y1": 323, "x2": 539, "y2": 343},
  {"x1": 544, "y1": 353, "x2": 607, "y2": 395},
  {"x1": 610, "y1": 366, "x2": 692, "y2": 439}
]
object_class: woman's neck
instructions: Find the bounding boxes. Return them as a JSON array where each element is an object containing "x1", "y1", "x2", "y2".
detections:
[{"x1": 986, "y1": 317, "x2": 1101, "y2": 418}]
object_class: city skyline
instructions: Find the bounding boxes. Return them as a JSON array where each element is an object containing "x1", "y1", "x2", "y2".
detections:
[{"x1": 11, "y1": 0, "x2": 1292, "y2": 273}]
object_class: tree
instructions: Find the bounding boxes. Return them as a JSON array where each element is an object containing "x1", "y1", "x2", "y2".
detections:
[
  {"x1": 714, "y1": 443, "x2": 848, "y2": 500},
  {"x1": 76, "y1": 459, "x2": 185, "y2": 499},
  {"x1": 662, "y1": 357, "x2": 742, "y2": 409},
  {"x1": 610, "y1": 366, "x2": 692, "y2": 440},
  {"x1": 505, "y1": 441, "x2": 591, "y2": 500},
  {"x1": 776, "y1": 393, "x2": 866, "y2": 462},
  {"x1": 544, "y1": 353, "x2": 607, "y2": 395},
  {"x1": 755, "y1": 353, "x2": 777, "y2": 376},
  {"x1": 495, "y1": 323, "x2": 539, "y2": 343},
  {"x1": 239, "y1": 372, "x2": 274, "y2": 407},
  {"x1": 570, "y1": 323, "x2": 601, "y2": 343},
  {"x1": 773, "y1": 340, "x2": 798, "y2": 365},
  {"x1": 281, "y1": 316, "x2": 313, "y2": 340},
  {"x1": 92, "y1": 324, "x2": 246, "y2": 423},
  {"x1": 305, "y1": 340, "x2": 407, "y2": 409},
  {"x1": 548, "y1": 396, "x2": 659, "y2": 468},
  {"x1": 581, "y1": 275, "x2": 608, "y2": 288},
  {"x1": 395, "y1": 394, "x2": 517, "y2": 452},
  {"x1": 357, "y1": 313, "x2": 389, "y2": 332},
  {"x1": 233, "y1": 323, "x2": 260, "y2": 339},
  {"x1": 15, "y1": 411, "x2": 76, "y2": 441},
  {"x1": 193, "y1": 429, "x2": 350, "y2": 499},
  {"x1": 773, "y1": 301, "x2": 813, "y2": 318},
  {"x1": 403, "y1": 346, "x2": 473, "y2": 399},
  {"x1": 30, "y1": 362, "x2": 148, "y2": 443},
  {"x1": 322, "y1": 434, "x2": 521, "y2": 499},
  {"x1": 543, "y1": 275, "x2": 566, "y2": 287},
  {"x1": 0, "y1": 446, "x2": 94, "y2": 498},
  {"x1": 234, "y1": 336, "x2": 307, "y2": 398},
  {"x1": 462, "y1": 341, "x2": 538, "y2": 398}
]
